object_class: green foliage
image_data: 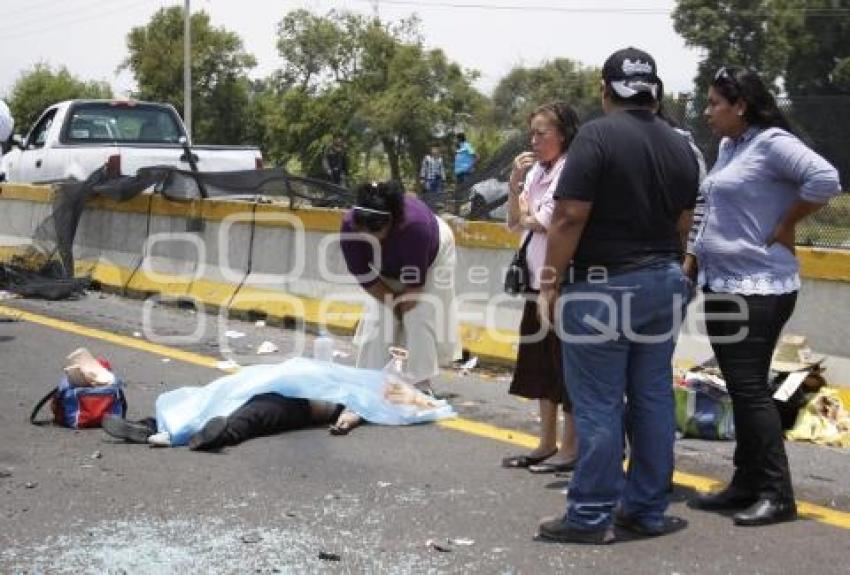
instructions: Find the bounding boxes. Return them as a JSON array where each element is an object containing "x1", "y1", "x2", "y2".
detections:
[
  {"x1": 6, "y1": 63, "x2": 112, "y2": 136},
  {"x1": 672, "y1": 0, "x2": 796, "y2": 93},
  {"x1": 834, "y1": 58, "x2": 850, "y2": 92},
  {"x1": 674, "y1": 0, "x2": 850, "y2": 185},
  {"x1": 491, "y1": 58, "x2": 601, "y2": 129},
  {"x1": 120, "y1": 6, "x2": 257, "y2": 145},
  {"x1": 783, "y1": 0, "x2": 850, "y2": 96},
  {"x1": 271, "y1": 10, "x2": 488, "y2": 183}
]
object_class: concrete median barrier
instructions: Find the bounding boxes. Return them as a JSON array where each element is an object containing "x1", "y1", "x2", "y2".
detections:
[
  {"x1": 74, "y1": 194, "x2": 152, "y2": 290},
  {"x1": 0, "y1": 185, "x2": 54, "y2": 259},
  {"x1": 5, "y1": 184, "x2": 850, "y2": 377}
]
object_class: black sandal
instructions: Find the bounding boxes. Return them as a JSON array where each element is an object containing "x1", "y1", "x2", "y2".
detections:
[
  {"x1": 501, "y1": 448, "x2": 557, "y2": 469},
  {"x1": 528, "y1": 459, "x2": 577, "y2": 474}
]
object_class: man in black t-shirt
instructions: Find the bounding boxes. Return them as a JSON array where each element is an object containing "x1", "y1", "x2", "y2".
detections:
[{"x1": 536, "y1": 47, "x2": 698, "y2": 545}]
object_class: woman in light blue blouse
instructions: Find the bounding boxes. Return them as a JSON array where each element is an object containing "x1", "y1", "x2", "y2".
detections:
[{"x1": 687, "y1": 67, "x2": 841, "y2": 526}]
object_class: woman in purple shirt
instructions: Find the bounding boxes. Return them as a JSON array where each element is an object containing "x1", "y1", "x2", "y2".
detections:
[
  {"x1": 340, "y1": 182, "x2": 461, "y2": 395},
  {"x1": 688, "y1": 67, "x2": 841, "y2": 526}
]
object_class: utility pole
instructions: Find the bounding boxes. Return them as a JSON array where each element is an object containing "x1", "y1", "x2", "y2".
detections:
[
  {"x1": 184, "y1": 0, "x2": 192, "y2": 141},
  {"x1": 371, "y1": 0, "x2": 380, "y2": 21}
]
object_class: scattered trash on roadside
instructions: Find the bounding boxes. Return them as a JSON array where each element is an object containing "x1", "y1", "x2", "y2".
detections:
[
  {"x1": 241, "y1": 532, "x2": 262, "y2": 544},
  {"x1": 333, "y1": 350, "x2": 350, "y2": 360},
  {"x1": 256, "y1": 341, "x2": 279, "y2": 355},
  {"x1": 132, "y1": 331, "x2": 142, "y2": 338},
  {"x1": 161, "y1": 358, "x2": 171, "y2": 363},
  {"x1": 377, "y1": 481, "x2": 392, "y2": 488},
  {"x1": 224, "y1": 330, "x2": 246, "y2": 339},
  {"x1": 64, "y1": 348, "x2": 116, "y2": 387},
  {"x1": 255, "y1": 320, "x2": 266, "y2": 328},
  {"x1": 90, "y1": 451, "x2": 102, "y2": 460},
  {"x1": 426, "y1": 539, "x2": 453, "y2": 553},
  {"x1": 456, "y1": 355, "x2": 479, "y2": 377},
  {"x1": 216, "y1": 359, "x2": 240, "y2": 371},
  {"x1": 0, "y1": 290, "x2": 19, "y2": 300},
  {"x1": 318, "y1": 551, "x2": 341, "y2": 562},
  {"x1": 459, "y1": 401, "x2": 479, "y2": 407},
  {"x1": 449, "y1": 538, "x2": 475, "y2": 546},
  {"x1": 24, "y1": 481, "x2": 37, "y2": 489},
  {"x1": 787, "y1": 388, "x2": 850, "y2": 447}
]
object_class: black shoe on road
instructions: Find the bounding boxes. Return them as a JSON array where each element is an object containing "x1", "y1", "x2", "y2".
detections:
[
  {"x1": 536, "y1": 515, "x2": 615, "y2": 545},
  {"x1": 733, "y1": 498, "x2": 797, "y2": 526},
  {"x1": 188, "y1": 416, "x2": 229, "y2": 451},
  {"x1": 690, "y1": 485, "x2": 758, "y2": 511},
  {"x1": 102, "y1": 416, "x2": 153, "y2": 444}
]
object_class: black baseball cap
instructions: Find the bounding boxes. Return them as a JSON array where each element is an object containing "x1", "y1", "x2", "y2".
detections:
[{"x1": 602, "y1": 47, "x2": 660, "y2": 100}]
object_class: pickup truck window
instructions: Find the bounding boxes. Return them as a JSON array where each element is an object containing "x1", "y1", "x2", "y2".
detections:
[
  {"x1": 29, "y1": 109, "x2": 57, "y2": 149},
  {"x1": 62, "y1": 103, "x2": 184, "y2": 145}
]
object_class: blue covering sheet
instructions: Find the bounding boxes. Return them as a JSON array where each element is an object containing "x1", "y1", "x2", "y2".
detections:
[{"x1": 155, "y1": 357, "x2": 456, "y2": 446}]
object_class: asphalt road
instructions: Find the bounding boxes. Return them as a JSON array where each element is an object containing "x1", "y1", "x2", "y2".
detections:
[{"x1": 1, "y1": 293, "x2": 849, "y2": 574}]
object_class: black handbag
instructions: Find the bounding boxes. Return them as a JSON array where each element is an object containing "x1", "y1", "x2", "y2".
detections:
[{"x1": 504, "y1": 232, "x2": 534, "y2": 295}]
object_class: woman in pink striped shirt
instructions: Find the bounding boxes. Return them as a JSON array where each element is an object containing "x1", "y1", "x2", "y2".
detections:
[{"x1": 501, "y1": 102, "x2": 580, "y2": 473}]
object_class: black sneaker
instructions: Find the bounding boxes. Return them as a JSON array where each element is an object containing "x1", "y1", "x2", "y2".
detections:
[
  {"x1": 614, "y1": 510, "x2": 688, "y2": 537},
  {"x1": 732, "y1": 498, "x2": 797, "y2": 526},
  {"x1": 102, "y1": 416, "x2": 153, "y2": 444},
  {"x1": 537, "y1": 515, "x2": 615, "y2": 545},
  {"x1": 188, "y1": 417, "x2": 229, "y2": 451}
]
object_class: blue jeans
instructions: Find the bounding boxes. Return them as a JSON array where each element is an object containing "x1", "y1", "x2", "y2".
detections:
[
  {"x1": 559, "y1": 262, "x2": 690, "y2": 530},
  {"x1": 423, "y1": 177, "x2": 443, "y2": 208}
]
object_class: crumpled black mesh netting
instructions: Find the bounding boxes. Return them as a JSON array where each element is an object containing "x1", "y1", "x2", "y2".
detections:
[{"x1": 0, "y1": 165, "x2": 352, "y2": 300}]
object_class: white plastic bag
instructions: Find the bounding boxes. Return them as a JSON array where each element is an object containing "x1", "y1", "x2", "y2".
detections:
[{"x1": 382, "y1": 346, "x2": 413, "y2": 386}]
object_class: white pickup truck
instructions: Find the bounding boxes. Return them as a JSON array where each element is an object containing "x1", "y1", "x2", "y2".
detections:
[{"x1": 0, "y1": 99, "x2": 262, "y2": 183}]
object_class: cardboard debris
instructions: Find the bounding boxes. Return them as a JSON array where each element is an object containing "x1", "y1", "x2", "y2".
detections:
[{"x1": 256, "y1": 341, "x2": 279, "y2": 355}]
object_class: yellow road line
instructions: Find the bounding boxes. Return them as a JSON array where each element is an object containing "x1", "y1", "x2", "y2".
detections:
[
  {"x1": 0, "y1": 305, "x2": 221, "y2": 370},
  {"x1": 436, "y1": 417, "x2": 540, "y2": 448},
  {"x1": 3, "y1": 303, "x2": 850, "y2": 531}
]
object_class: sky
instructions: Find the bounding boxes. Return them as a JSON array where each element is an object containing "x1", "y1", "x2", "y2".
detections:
[{"x1": 0, "y1": 0, "x2": 701, "y2": 100}]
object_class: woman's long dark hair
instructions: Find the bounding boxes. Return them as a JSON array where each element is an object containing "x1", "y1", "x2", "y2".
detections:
[
  {"x1": 528, "y1": 101, "x2": 580, "y2": 154},
  {"x1": 712, "y1": 67, "x2": 793, "y2": 133},
  {"x1": 352, "y1": 180, "x2": 405, "y2": 232}
]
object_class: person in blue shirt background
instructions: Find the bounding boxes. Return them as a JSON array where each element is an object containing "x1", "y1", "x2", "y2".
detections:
[{"x1": 454, "y1": 132, "x2": 478, "y2": 185}]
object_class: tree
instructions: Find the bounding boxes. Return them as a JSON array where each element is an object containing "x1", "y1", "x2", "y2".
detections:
[
  {"x1": 273, "y1": 10, "x2": 487, "y2": 182},
  {"x1": 672, "y1": 0, "x2": 797, "y2": 93},
  {"x1": 6, "y1": 63, "x2": 112, "y2": 136},
  {"x1": 673, "y1": 0, "x2": 850, "y2": 184},
  {"x1": 120, "y1": 7, "x2": 257, "y2": 145},
  {"x1": 491, "y1": 58, "x2": 601, "y2": 129},
  {"x1": 782, "y1": 0, "x2": 850, "y2": 186}
]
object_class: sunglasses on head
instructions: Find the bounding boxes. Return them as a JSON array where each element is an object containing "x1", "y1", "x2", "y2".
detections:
[{"x1": 714, "y1": 66, "x2": 741, "y2": 87}]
